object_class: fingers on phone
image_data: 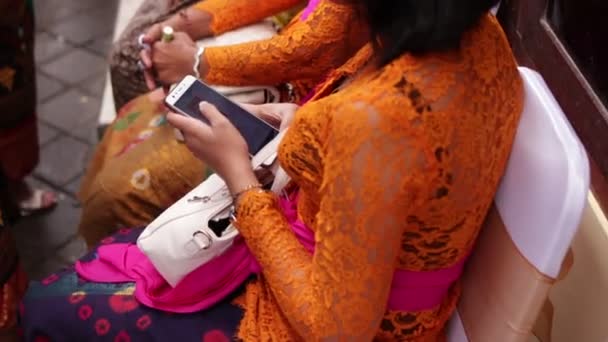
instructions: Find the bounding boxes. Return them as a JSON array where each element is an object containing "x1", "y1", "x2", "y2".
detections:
[
  {"x1": 198, "y1": 102, "x2": 226, "y2": 125},
  {"x1": 258, "y1": 111, "x2": 281, "y2": 128},
  {"x1": 168, "y1": 112, "x2": 210, "y2": 137},
  {"x1": 173, "y1": 128, "x2": 185, "y2": 142}
]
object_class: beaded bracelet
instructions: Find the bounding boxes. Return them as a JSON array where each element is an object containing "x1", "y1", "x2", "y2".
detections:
[{"x1": 231, "y1": 183, "x2": 263, "y2": 201}]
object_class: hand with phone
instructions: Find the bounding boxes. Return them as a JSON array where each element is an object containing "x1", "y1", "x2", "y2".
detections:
[
  {"x1": 167, "y1": 103, "x2": 257, "y2": 195},
  {"x1": 165, "y1": 76, "x2": 290, "y2": 194},
  {"x1": 240, "y1": 103, "x2": 300, "y2": 132},
  {"x1": 166, "y1": 76, "x2": 280, "y2": 154}
]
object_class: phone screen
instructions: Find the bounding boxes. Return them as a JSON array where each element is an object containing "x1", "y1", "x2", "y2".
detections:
[{"x1": 171, "y1": 80, "x2": 279, "y2": 155}]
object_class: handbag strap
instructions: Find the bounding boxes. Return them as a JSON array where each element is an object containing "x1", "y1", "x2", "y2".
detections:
[{"x1": 249, "y1": 130, "x2": 292, "y2": 196}]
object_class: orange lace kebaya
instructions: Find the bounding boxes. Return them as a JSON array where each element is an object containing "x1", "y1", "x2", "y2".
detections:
[
  {"x1": 235, "y1": 14, "x2": 523, "y2": 341},
  {"x1": 195, "y1": 0, "x2": 303, "y2": 34},
  {"x1": 195, "y1": 0, "x2": 369, "y2": 94}
]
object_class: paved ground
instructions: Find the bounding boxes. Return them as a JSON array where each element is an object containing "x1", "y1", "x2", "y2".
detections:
[{"x1": 11, "y1": 0, "x2": 119, "y2": 280}]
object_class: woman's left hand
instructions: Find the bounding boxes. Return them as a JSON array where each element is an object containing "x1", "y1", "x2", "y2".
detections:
[
  {"x1": 239, "y1": 103, "x2": 299, "y2": 131},
  {"x1": 152, "y1": 32, "x2": 199, "y2": 86},
  {"x1": 166, "y1": 102, "x2": 258, "y2": 193}
]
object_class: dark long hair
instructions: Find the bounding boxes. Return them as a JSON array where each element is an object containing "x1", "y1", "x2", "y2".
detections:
[{"x1": 350, "y1": 0, "x2": 500, "y2": 65}]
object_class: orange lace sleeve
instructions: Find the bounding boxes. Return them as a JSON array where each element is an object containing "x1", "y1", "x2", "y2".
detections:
[
  {"x1": 201, "y1": 0, "x2": 365, "y2": 86},
  {"x1": 236, "y1": 99, "x2": 429, "y2": 340},
  {"x1": 194, "y1": 0, "x2": 302, "y2": 35}
]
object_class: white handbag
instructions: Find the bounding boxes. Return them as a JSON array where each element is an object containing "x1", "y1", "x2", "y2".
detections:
[{"x1": 137, "y1": 131, "x2": 288, "y2": 287}]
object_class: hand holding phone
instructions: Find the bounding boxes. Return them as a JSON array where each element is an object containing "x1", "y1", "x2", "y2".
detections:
[
  {"x1": 165, "y1": 76, "x2": 279, "y2": 155},
  {"x1": 239, "y1": 103, "x2": 299, "y2": 132},
  {"x1": 166, "y1": 103, "x2": 259, "y2": 193}
]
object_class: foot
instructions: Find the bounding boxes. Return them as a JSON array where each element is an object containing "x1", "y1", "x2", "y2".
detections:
[
  {"x1": 9, "y1": 180, "x2": 58, "y2": 217},
  {"x1": 18, "y1": 188, "x2": 58, "y2": 216}
]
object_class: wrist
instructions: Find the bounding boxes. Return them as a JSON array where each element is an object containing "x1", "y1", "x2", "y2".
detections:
[
  {"x1": 226, "y1": 168, "x2": 259, "y2": 197},
  {"x1": 182, "y1": 7, "x2": 213, "y2": 39},
  {"x1": 165, "y1": 15, "x2": 186, "y2": 35}
]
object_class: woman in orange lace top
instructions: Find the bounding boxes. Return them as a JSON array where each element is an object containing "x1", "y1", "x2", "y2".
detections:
[
  {"x1": 22, "y1": 0, "x2": 522, "y2": 340},
  {"x1": 170, "y1": 1, "x2": 522, "y2": 339}
]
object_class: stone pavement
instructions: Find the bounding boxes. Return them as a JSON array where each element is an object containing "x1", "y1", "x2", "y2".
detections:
[{"x1": 11, "y1": 0, "x2": 119, "y2": 280}]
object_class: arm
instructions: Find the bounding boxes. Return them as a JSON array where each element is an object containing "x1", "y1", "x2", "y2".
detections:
[
  {"x1": 199, "y1": 0, "x2": 366, "y2": 86},
  {"x1": 151, "y1": 0, "x2": 302, "y2": 43},
  {"x1": 236, "y1": 102, "x2": 427, "y2": 339},
  {"x1": 194, "y1": 0, "x2": 304, "y2": 36}
]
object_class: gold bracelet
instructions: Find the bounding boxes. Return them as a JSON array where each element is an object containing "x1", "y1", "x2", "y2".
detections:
[{"x1": 232, "y1": 183, "x2": 263, "y2": 200}]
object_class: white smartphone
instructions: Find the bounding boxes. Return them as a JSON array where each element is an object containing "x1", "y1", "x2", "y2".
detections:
[{"x1": 166, "y1": 75, "x2": 279, "y2": 155}]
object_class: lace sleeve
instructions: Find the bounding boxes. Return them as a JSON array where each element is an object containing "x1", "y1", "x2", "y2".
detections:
[
  {"x1": 236, "y1": 100, "x2": 428, "y2": 340},
  {"x1": 194, "y1": 0, "x2": 303, "y2": 35},
  {"x1": 202, "y1": 0, "x2": 365, "y2": 86}
]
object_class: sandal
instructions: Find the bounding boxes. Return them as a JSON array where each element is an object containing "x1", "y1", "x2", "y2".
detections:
[{"x1": 18, "y1": 188, "x2": 58, "y2": 217}]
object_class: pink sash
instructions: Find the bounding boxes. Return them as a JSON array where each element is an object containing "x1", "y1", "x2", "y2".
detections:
[
  {"x1": 279, "y1": 195, "x2": 466, "y2": 312},
  {"x1": 300, "y1": 0, "x2": 321, "y2": 21},
  {"x1": 76, "y1": 195, "x2": 465, "y2": 313}
]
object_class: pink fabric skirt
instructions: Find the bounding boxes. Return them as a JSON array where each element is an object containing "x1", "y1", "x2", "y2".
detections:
[{"x1": 77, "y1": 194, "x2": 466, "y2": 313}]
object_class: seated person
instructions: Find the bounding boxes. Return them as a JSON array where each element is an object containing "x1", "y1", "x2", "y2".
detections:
[
  {"x1": 0, "y1": 186, "x2": 27, "y2": 341},
  {"x1": 0, "y1": 0, "x2": 57, "y2": 218},
  {"x1": 21, "y1": 0, "x2": 522, "y2": 340},
  {"x1": 78, "y1": 0, "x2": 368, "y2": 247}
]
